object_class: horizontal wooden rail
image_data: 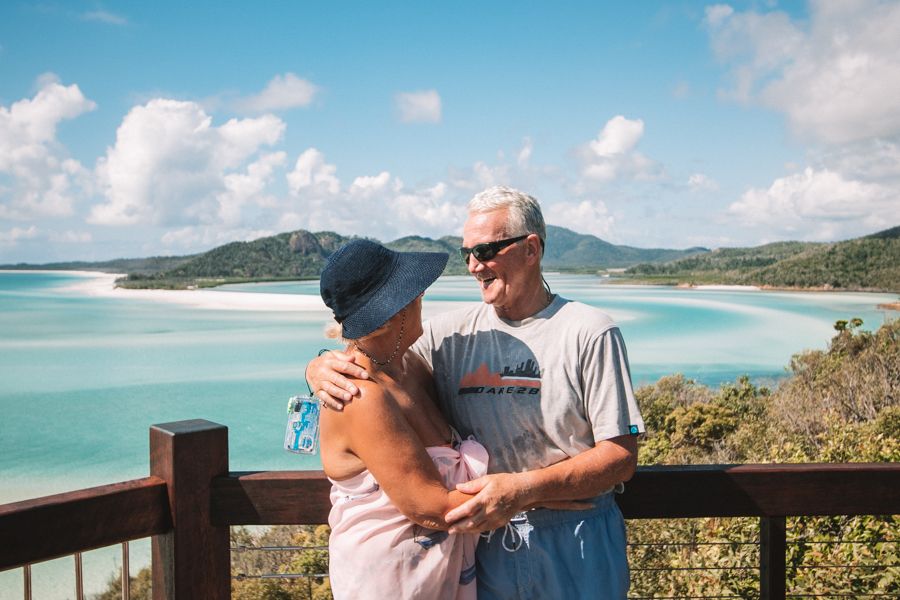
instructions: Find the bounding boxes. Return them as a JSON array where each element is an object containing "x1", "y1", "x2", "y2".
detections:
[
  {"x1": 620, "y1": 463, "x2": 900, "y2": 518},
  {"x1": 0, "y1": 476, "x2": 171, "y2": 571},
  {"x1": 211, "y1": 471, "x2": 332, "y2": 526},
  {"x1": 209, "y1": 463, "x2": 900, "y2": 525}
]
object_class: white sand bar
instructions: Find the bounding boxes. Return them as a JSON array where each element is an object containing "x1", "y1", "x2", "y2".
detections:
[
  {"x1": 692, "y1": 284, "x2": 761, "y2": 291},
  {"x1": 54, "y1": 272, "x2": 331, "y2": 313}
]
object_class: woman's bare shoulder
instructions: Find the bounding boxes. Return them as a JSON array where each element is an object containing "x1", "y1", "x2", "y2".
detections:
[{"x1": 335, "y1": 377, "x2": 402, "y2": 422}]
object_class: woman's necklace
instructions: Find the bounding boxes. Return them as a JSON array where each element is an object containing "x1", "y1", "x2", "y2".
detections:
[{"x1": 354, "y1": 309, "x2": 407, "y2": 367}]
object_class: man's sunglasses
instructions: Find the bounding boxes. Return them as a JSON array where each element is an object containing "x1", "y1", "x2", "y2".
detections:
[{"x1": 458, "y1": 234, "x2": 529, "y2": 264}]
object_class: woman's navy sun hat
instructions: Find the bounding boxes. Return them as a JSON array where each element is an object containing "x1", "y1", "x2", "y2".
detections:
[{"x1": 320, "y1": 239, "x2": 449, "y2": 339}]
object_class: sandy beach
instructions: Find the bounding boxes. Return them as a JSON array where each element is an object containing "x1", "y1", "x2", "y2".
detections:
[
  {"x1": 691, "y1": 284, "x2": 761, "y2": 291},
  {"x1": 56, "y1": 271, "x2": 332, "y2": 313}
]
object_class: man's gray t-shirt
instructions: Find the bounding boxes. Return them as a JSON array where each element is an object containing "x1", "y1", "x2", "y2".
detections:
[{"x1": 413, "y1": 295, "x2": 645, "y2": 474}]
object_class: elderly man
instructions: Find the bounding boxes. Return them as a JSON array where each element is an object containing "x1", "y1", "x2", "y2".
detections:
[{"x1": 309, "y1": 186, "x2": 644, "y2": 599}]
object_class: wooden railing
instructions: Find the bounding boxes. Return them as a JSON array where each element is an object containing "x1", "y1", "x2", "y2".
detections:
[{"x1": 1, "y1": 419, "x2": 898, "y2": 599}]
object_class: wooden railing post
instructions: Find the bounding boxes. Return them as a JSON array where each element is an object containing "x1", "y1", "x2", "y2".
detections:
[
  {"x1": 760, "y1": 516, "x2": 786, "y2": 600},
  {"x1": 150, "y1": 420, "x2": 230, "y2": 600}
]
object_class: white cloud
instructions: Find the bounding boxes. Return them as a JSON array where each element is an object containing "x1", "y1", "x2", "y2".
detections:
[
  {"x1": 217, "y1": 151, "x2": 286, "y2": 225},
  {"x1": 90, "y1": 99, "x2": 285, "y2": 226},
  {"x1": 704, "y1": 4, "x2": 734, "y2": 28},
  {"x1": 286, "y1": 148, "x2": 340, "y2": 196},
  {"x1": 0, "y1": 225, "x2": 39, "y2": 244},
  {"x1": 706, "y1": 1, "x2": 900, "y2": 144},
  {"x1": 546, "y1": 199, "x2": 614, "y2": 238},
  {"x1": 727, "y1": 167, "x2": 899, "y2": 240},
  {"x1": 160, "y1": 226, "x2": 277, "y2": 252},
  {"x1": 590, "y1": 116, "x2": 644, "y2": 157},
  {"x1": 579, "y1": 116, "x2": 660, "y2": 182},
  {"x1": 688, "y1": 173, "x2": 719, "y2": 192},
  {"x1": 395, "y1": 90, "x2": 442, "y2": 123},
  {"x1": 349, "y1": 171, "x2": 392, "y2": 197},
  {"x1": 239, "y1": 73, "x2": 319, "y2": 113},
  {"x1": 818, "y1": 139, "x2": 900, "y2": 182},
  {"x1": 0, "y1": 75, "x2": 96, "y2": 220},
  {"x1": 81, "y1": 10, "x2": 128, "y2": 25},
  {"x1": 389, "y1": 182, "x2": 464, "y2": 235},
  {"x1": 280, "y1": 148, "x2": 464, "y2": 240}
]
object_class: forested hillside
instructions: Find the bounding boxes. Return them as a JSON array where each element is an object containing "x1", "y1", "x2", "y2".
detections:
[{"x1": 627, "y1": 226, "x2": 900, "y2": 292}]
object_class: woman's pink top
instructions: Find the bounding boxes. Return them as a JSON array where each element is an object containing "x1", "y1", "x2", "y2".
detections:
[{"x1": 327, "y1": 434, "x2": 489, "y2": 599}]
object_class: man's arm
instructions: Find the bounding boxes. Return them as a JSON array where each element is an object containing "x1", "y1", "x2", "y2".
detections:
[
  {"x1": 445, "y1": 434, "x2": 637, "y2": 533},
  {"x1": 305, "y1": 351, "x2": 369, "y2": 410},
  {"x1": 306, "y1": 322, "x2": 435, "y2": 410}
]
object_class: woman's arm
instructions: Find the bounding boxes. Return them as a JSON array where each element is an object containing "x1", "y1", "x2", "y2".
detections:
[{"x1": 328, "y1": 381, "x2": 473, "y2": 530}]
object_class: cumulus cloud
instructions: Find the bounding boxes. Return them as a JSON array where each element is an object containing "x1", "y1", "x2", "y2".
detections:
[
  {"x1": 706, "y1": 1, "x2": 900, "y2": 145},
  {"x1": 727, "y1": 167, "x2": 899, "y2": 240},
  {"x1": 217, "y1": 152, "x2": 286, "y2": 225},
  {"x1": 395, "y1": 90, "x2": 442, "y2": 123},
  {"x1": 545, "y1": 199, "x2": 615, "y2": 238},
  {"x1": 388, "y1": 182, "x2": 464, "y2": 234},
  {"x1": 578, "y1": 116, "x2": 660, "y2": 182},
  {"x1": 349, "y1": 171, "x2": 393, "y2": 198},
  {"x1": 90, "y1": 99, "x2": 285, "y2": 226},
  {"x1": 706, "y1": 2, "x2": 900, "y2": 241},
  {"x1": 238, "y1": 73, "x2": 319, "y2": 113},
  {"x1": 160, "y1": 226, "x2": 277, "y2": 252},
  {"x1": 280, "y1": 147, "x2": 465, "y2": 239},
  {"x1": 818, "y1": 139, "x2": 900, "y2": 182},
  {"x1": 0, "y1": 76, "x2": 96, "y2": 220},
  {"x1": 287, "y1": 148, "x2": 340, "y2": 196}
]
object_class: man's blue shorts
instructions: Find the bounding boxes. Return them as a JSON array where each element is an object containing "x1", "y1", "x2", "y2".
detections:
[{"x1": 475, "y1": 493, "x2": 629, "y2": 599}]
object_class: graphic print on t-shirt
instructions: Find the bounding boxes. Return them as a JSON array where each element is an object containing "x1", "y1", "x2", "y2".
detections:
[{"x1": 457, "y1": 359, "x2": 542, "y2": 396}]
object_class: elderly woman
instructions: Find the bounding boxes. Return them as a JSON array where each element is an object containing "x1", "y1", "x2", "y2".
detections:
[{"x1": 317, "y1": 239, "x2": 488, "y2": 600}]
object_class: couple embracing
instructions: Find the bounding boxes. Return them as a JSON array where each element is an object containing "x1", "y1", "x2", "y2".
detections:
[{"x1": 309, "y1": 186, "x2": 644, "y2": 599}]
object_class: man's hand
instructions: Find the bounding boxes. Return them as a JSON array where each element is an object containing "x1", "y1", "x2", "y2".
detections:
[
  {"x1": 444, "y1": 473, "x2": 530, "y2": 534},
  {"x1": 306, "y1": 351, "x2": 368, "y2": 411}
]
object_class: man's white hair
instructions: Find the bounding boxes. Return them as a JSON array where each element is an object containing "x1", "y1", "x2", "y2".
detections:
[{"x1": 467, "y1": 186, "x2": 546, "y2": 242}]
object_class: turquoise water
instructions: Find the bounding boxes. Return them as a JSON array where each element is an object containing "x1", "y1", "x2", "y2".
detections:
[{"x1": 0, "y1": 271, "x2": 896, "y2": 598}]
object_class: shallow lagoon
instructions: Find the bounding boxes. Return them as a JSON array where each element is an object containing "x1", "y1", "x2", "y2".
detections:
[{"x1": 0, "y1": 271, "x2": 896, "y2": 598}]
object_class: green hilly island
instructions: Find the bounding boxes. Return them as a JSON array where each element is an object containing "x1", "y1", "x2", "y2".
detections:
[
  {"x1": 2, "y1": 224, "x2": 898, "y2": 293},
  {"x1": 627, "y1": 225, "x2": 900, "y2": 292}
]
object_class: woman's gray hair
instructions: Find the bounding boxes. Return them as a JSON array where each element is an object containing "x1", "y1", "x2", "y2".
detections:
[{"x1": 467, "y1": 186, "x2": 546, "y2": 242}]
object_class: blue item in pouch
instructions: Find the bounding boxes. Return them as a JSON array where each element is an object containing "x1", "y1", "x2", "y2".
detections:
[{"x1": 284, "y1": 395, "x2": 320, "y2": 455}]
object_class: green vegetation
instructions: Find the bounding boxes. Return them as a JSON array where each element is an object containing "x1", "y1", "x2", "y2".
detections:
[
  {"x1": 630, "y1": 317, "x2": 899, "y2": 597},
  {"x1": 97, "y1": 319, "x2": 899, "y2": 598},
  {"x1": 627, "y1": 225, "x2": 900, "y2": 292},
  {"x1": 117, "y1": 231, "x2": 351, "y2": 289}
]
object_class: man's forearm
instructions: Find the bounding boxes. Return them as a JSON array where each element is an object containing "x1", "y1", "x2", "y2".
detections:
[
  {"x1": 516, "y1": 435, "x2": 637, "y2": 507},
  {"x1": 445, "y1": 434, "x2": 638, "y2": 532}
]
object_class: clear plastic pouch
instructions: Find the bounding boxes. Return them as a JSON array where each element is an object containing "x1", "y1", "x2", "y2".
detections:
[{"x1": 284, "y1": 395, "x2": 320, "y2": 455}]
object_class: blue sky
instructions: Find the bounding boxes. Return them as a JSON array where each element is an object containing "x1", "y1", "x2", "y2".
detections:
[{"x1": 1, "y1": 1, "x2": 899, "y2": 263}]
